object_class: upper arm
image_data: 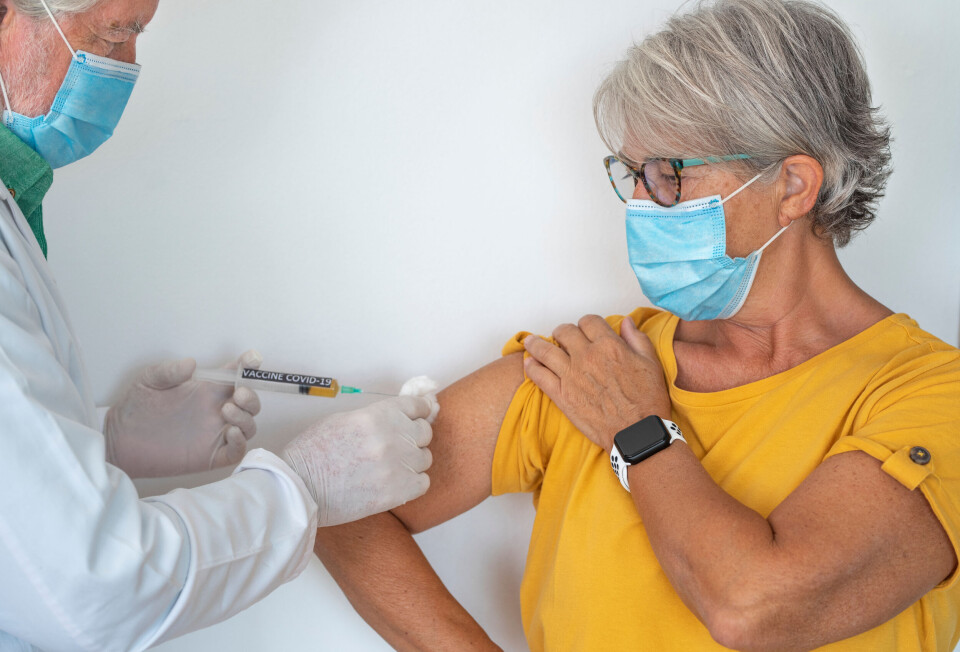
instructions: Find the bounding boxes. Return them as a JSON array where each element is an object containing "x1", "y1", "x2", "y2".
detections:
[
  {"x1": 762, "y1": 450, "x2": 956, "y2": 640},
  {"x1": 393, "y1": 352, "x2": 525, "y2": 534}
]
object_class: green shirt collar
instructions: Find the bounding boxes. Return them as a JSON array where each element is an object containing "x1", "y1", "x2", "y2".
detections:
[{"x1": 0, "y1": 123, "x2": 53, "y2": 257}]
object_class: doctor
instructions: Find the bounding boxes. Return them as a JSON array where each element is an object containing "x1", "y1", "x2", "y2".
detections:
[{"x1": 0, "y1": 0, "x2": 435, "y2": 649}]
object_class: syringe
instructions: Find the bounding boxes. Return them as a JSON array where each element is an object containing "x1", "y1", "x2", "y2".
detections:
[{"x1": 193, "y1": 367, "x2": 392, "y2": 398}]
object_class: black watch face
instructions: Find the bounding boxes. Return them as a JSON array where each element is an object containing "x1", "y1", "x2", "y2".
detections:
[{"x1": 616, "y1": 417, "x2": 669, "y2": 464}]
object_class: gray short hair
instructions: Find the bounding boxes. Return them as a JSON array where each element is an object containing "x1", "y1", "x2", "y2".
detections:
[
  {"x1": 10, "y1": 0, "x2": 102, "y2": 19},
  {"x1": 594, "y1": 0, "x2": 892, "y2": 246}
]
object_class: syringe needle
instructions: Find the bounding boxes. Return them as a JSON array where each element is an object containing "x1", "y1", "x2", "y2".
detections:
[{"x1": 340, "y1": 386, "x2": 395, "y2": 397}]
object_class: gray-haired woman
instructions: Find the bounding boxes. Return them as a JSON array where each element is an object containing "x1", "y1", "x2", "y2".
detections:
[{"x1": 315, "y1": 0, "x2": 960, "y2": 650}]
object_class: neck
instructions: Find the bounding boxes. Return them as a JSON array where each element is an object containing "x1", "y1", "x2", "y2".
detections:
[{"x1": 679, "y1": 225, "x2": 892, "y2": 365}]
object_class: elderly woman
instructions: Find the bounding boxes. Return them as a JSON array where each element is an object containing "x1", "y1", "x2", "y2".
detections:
[{"x1": 315, "y1": 0, "x2": 960, "y2": 650}]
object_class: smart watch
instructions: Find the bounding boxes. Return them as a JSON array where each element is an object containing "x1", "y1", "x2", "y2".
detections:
[{"x1": 610, "y1": 415, "x2": 685, "y2": 492}]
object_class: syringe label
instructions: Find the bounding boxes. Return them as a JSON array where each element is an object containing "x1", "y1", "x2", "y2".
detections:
[{"x1": 241, "y1": 368, "x2": 335, "y2": 389}]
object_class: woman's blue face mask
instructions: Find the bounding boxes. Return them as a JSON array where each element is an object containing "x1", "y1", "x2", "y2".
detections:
[
  {"x1": 0, "y1": 0, "x2": 141, "y2": 169},
  {"x1": 625, "y1": 169, "x2": 788, "y2": 321}
]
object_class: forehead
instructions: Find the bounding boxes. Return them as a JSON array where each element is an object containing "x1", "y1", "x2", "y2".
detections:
[{"x1": 83, "y1": 0, "x2": 159, "y2": 31}]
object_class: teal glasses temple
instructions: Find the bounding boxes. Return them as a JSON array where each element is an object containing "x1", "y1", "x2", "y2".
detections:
[{"x1": 676, "y1": 154, "x2": 752, "y2": 167}]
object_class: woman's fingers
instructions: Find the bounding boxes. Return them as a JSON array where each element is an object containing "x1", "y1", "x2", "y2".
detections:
[
  {"x1": 620, "y1": 316, "x2": 656, "y2": 359},
  {"x1": 523, "y1": 355, "x2": 561, "y2": 400},
  {"x1": 578, "y1": 314, "x2": 617, "y2": 342},
  {"x1": 524, "y1": 335, "x2": 571, "y2": 376}
]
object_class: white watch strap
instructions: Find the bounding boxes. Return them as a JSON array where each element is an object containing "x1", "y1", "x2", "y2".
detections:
[
  {"x1": 609, "y1": 419, "x2": 685, "y2": 493},
  {"x1": 664, "y1": 419, "x2": 685, "y2": 445},
  {"x1": 610, "y1": 445, "x2": 631, "y2": 492}
]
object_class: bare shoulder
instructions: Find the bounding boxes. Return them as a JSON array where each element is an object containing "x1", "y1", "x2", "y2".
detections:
[{"x1": 393, "y1": 353, "x2": 525, "y2": 534}]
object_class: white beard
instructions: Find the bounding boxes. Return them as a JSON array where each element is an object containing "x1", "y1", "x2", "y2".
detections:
[{"x1": 0, "y1": 19, "x2": 61, "y2": 119}]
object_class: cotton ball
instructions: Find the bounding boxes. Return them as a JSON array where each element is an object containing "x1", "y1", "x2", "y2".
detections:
[{"x1": 400, "y1": 376, "x2": 440, "y2": 424}]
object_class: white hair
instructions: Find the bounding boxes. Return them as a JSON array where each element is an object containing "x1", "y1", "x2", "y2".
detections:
[
  {"x1": 594, "y1": 0, "x2": 892, "y2": 246},
  {"x1": 9, "y1": 0, "x2": 102, "y2": 18}
]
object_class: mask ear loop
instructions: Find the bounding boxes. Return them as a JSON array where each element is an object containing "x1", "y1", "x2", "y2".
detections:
[
  {"x1": 719, "y1": 169, "x2": 767, "y2": 206},
  {"x1": 756, "y1": 221, "x2": 790, "y2": 252},
  {"x1": 0, "y1": 69, "x2": 11, "y2": 114},
  {"x1": 38, "y1": 0, "x2": 77, "y2": 59},
  {"x1": 720, "y1": 162, "x2": 791, "y2": 248}
]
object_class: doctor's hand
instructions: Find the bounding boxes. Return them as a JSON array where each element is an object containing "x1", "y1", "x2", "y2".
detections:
[
  {"x1": 104, "y1": 350, "x2": 263, "y2": 478},
  {"x1": 281, "y1": 392, "x2": 437, "y2": 527},
  {"x1": 523, "y1": 315, "x2": 671, "y2": 453}
]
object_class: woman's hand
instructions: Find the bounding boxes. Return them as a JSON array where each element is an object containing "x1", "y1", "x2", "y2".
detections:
[{"x1": 523, "y1": 315, "x2": 671, "y2": 452}]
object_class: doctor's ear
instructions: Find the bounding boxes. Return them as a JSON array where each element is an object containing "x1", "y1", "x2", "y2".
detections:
[
  {"x1": 0, "y1": 1, "x2": 12, "y2": 28},
  {"x1": 777, "y1": 154, "x2": 823, "y2": 227}
]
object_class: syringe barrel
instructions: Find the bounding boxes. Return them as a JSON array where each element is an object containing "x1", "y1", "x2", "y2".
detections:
[
  {"x1": 193, "y1": 367, "x2": 342, "y2": 397},
  {"x1": 193, "y1": 367, "x2": 240, "y2": 386},
  {"x1": 237, "y1": 368, "x2": 340, "y2": 397}
]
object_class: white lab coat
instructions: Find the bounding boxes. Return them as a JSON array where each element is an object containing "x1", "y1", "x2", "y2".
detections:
[{"x1": 0, "y1": 183, "x2": 319, "y2": 651}]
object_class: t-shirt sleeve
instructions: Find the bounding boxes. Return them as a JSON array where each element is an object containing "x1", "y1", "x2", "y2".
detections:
[
  {"x1": 491, "y1": 331, "x2": 559, "y2": 496},
  {"x1": 825, "y1": 347, "x2": 960, "y2": 585},
  {"x1": 491, "y1": 310, "x2": 660, "y2": 496}
]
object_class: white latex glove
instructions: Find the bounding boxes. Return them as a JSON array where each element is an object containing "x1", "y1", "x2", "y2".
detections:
[
  {"x1": 281, "y1": 378, "x2": 439, "y2": 527},
  {"x1": 104, "y1": 350, "x2": 263, "y2": 478}
]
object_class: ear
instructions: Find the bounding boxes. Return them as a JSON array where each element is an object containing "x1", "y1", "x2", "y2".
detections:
[
  {"x1": 777, "y1": 154, "x2": 823, "y2": 227},
  {"x1": 0, "y1": 0, "x2": 16, "y2": 31}
]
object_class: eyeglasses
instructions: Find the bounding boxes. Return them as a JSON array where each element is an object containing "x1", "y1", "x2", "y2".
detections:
[{"x1": 603, "y1": 154, "x2": 752, "y2": 206}]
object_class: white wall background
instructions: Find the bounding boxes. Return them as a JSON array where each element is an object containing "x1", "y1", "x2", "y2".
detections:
[{"x1": 43, "y1": 0, "x2": 959, "y2": 650}]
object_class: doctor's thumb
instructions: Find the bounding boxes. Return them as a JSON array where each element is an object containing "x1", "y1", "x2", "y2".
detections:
[{"x1": 143, "y1": 358, "x2": 197, "y2": 390}]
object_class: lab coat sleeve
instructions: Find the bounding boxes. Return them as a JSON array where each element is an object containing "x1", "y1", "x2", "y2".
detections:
[
  {"x1": 0, "y1": 352, "x2": 318, "y2": 651},
  {"x1": 143, "y1": 449, "x2": 319, "y2": 647}
]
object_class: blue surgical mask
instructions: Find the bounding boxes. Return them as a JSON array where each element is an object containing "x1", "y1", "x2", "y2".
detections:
[
  {"x1": 625, "y1": 171, "x2": 788, "y2": 321},
  {"x1": 0, "y1": 0, "x2": 140, "y2": 169}
]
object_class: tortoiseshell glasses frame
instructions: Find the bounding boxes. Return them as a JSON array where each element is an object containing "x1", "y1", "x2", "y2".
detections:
[{"x1": 603, "y1": 154, "x2": 752, "y2": 206}]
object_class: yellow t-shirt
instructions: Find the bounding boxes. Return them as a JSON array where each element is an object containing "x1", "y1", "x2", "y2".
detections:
[{"x1": 492, "y1": 309, "x2": 960, "y2": 651}]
